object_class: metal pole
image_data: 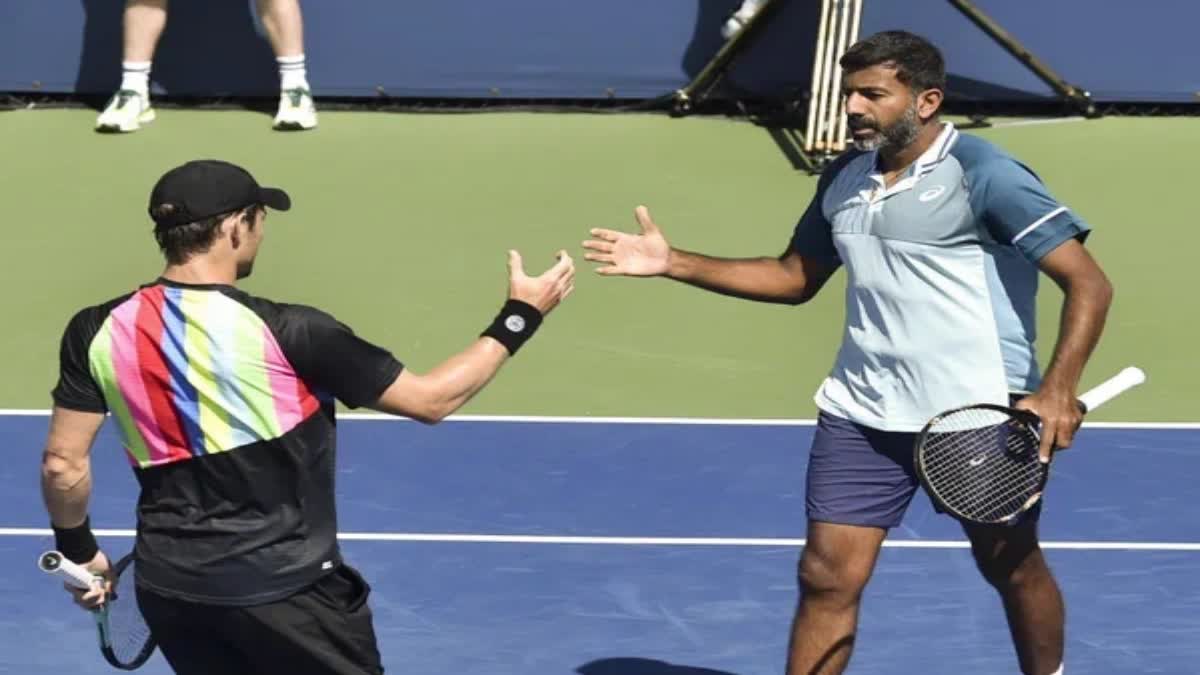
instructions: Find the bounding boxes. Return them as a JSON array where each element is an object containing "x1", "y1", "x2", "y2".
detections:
[
  {"x1": 945, "y1": 0, "x2": 1097, "y2": 117},
  {"x1": 671, "y1": 0, "x2": 787, "y2": 114},
  {"x1": 804, "y1": 0, "x2": 835, "y2": 152}
]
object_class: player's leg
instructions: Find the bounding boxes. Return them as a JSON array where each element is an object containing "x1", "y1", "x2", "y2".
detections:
[
  {"x1": 136, "y1": 586, "x2": 257, "y2": 675},
  {"x1": 788, "y1": 522, "x2": 886, "y2": 674},
  {"x1": 96, "y1": 0, "x2": 166, "y2": 132},
  {"x1": 964, "y1": 517, "x2": 1065, "y2": 675},
  {"x1": 786, "y1": 412, "x2": 921, "y2": 674},
  {"x1": 122, "y1": 0, "x2": 167, "y2": 63},
  {"x1": 232, "y1": 564, "x2": 384, "y2": 675},
  {"x1": 256, "y1": 0, "x2": 317, "y2": 131}
]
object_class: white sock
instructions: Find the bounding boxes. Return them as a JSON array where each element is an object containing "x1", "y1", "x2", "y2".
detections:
[
  {"x1": 277, "y1": 54, "x2": 308, "y2": 91},
  {"x1": 120, "y1": 61, "x2": 151, "y2": 97}
]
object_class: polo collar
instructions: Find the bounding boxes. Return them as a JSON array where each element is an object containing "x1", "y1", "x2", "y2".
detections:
[{"x1": 867, "y1": 122, "x2": 959, "y2": 197}]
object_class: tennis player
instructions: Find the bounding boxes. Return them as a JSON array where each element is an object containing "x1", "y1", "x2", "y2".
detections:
[
  {"x1": 40, "y1": 159, "x2": 574, "y2": 674},
  {"x1": 584, "y1": 31, "x2": 1112, "y2": 675}
]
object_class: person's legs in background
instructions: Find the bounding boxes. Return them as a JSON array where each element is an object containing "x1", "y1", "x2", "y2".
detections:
[
  {"x1": 95, "y1": 0, "x2": 166, "y2": 132},
  {"x1": 257, "y1": 0, "x2": 317, "y2": 131}
]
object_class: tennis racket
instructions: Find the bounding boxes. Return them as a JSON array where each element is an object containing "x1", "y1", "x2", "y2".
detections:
[
  {"x1": 38, "y1": 550, "x2": 156, "y2": 670},
  {"x1": 914, "y1": 366, "x2": 1147, "y2": 526}
]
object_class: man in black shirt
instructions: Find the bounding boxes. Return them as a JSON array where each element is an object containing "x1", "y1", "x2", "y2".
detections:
[{"x1": 42, "y1": 159, "x2": 575, "y2": 674}]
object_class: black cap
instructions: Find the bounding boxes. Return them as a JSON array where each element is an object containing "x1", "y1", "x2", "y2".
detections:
[{"x1": 148, "y1": 160, "x2": 291, "y2": 228}]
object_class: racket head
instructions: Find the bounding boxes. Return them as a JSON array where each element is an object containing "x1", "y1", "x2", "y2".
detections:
[
  {"x1": 914, "y1": 403, "x2": 1048, "y2": 526},
  {"x1": 97, "y1": 553, "x2": 156, "y2": 670}
]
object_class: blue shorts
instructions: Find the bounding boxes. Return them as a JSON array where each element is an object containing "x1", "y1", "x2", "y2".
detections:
[
  {"x1": 806, "y1": 411, "x2": 1042, "y2": 529},
  {"x1": 805, "y1": 412, "x2": 921, "y2": 529}
]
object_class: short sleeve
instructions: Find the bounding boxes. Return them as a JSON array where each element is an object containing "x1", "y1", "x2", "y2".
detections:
[
  {"x1": 51, "y1": 309, "x2": 108, "y2": 413},
  {"x1": 789, "y1": 151, "x2": 862, "y2": 264},
  {"x1": 976, "y1": 159, "x2": 1091, "y2": 262},
  {"x1": 789, "y1": 197, "x2": 840, "y2": 263},
  {"x1": 277, "y1": 306, "x2": 405, "y2": 409}
]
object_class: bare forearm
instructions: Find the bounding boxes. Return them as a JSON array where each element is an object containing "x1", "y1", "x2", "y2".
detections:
[
  {"x1": 667, "y1": 249, "x2": 809, "y2": 304},
  {"x1": 425, "y1": 338, "x2": 510, "y2": 417},
  {"x1": 1041, "y1": 276, "x2": 1113, "y2": 393},
  {"x1": 375, "y1": 253, "x2": 573, "y2": 423},
  {"x1": 41, "y1": 452, "x2": 92, "y2": 528},
  {"x1": 373, "y1": 337, "x2": 511, "y2": 423}
]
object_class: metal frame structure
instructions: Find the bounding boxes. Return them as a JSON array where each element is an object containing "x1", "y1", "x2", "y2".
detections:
[{"x1": 672, "y1": 0, "x2": 1099, "y2": 173}]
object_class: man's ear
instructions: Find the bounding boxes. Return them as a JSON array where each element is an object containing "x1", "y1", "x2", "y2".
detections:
[
  {"x1": 917, "y1": 88, "x2": 944, "y2": 122},
  {"x1": 227, "y1": 216, "x2": 242, "y2": 249}
]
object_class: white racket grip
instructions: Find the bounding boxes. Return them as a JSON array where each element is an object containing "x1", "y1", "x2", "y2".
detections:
[
  {"x1": 1078, "y1": 367, "x2": 1146, "y2": 413},
  {"x1": 38, "y1": 550, "x2": 99, "y2": 590}
]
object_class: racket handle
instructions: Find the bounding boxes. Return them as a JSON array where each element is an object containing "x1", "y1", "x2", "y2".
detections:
[
  {"x1": 1078, "y1": 366, "x2": 1146, "y2": 413},
  {"x1": 38, "y1": 550, "x2": 99, "y2": 590}
]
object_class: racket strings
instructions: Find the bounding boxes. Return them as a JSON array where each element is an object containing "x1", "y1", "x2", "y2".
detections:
[
  {"x1": 105, "y1": 559, "x2": 154, "y2": 666},
  {"x1": 928, "y1": 428, "x2": 1037, "y2": 513},
  {"x1": 921, "y1": 408, "x2": 1043, "y2": 523}
]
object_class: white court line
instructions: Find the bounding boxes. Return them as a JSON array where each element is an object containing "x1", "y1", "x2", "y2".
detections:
[
  {"x1": 344, "y1": 414, "x2": 815, "y2": 426},
  {"x1": 2, "y1": 529, "x2": 1197, "y2": 551},
  {"x1": 987, "y1": 116, "x2": 1088, "y2": 128},
  {"x1": 1, "y1": 409, "x2": 1197, "y2": 429}
]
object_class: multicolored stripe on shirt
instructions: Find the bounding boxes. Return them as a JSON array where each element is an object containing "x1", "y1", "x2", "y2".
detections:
[{"x1": 88, "y1": 286, "x2": 321, "y2": 468}]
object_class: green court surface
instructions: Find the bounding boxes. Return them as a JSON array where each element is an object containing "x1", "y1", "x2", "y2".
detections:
[{"x1": 0, "y1": 108, "x2": 1194, "y2": 420}]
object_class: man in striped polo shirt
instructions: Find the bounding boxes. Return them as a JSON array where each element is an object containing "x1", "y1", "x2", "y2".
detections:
[
  {"x1": 41, "y1": 159, "x2": 575, "y2": 674},
  {"x1": 584, "y1": 31, "x2": 1113, "y2": 675}
]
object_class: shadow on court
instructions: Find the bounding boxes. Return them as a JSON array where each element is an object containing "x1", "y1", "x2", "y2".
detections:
[{"x1": 578, "y1": 657, "x2": 741, "y2": 675}]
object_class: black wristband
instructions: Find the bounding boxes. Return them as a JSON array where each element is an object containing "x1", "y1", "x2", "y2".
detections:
[
  {"x1": 53, "y1": 516, "x2": 100, "y2": 564},
  {"x1": 481, "y1": 300, "x2": 544, "y2": 355}
]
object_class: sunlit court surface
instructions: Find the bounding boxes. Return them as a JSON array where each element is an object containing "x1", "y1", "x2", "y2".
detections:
[{"x1": 3, "y1": 413, "x2": 1198, "y2": 673}]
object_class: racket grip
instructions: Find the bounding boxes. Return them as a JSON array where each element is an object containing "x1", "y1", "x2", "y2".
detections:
[
  {"x1": 38, "y1": 550, "x2": 99, "y2": 590},
  {"x1": 1078, "y1": 366, "x2": 1146, "y2": 413}
]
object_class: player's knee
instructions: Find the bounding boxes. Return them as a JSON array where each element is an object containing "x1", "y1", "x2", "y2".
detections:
[
  {"x1": 974, "y1": 542, "x2": 1049, "y2": 591},
  {"x1": 798, "y1": 545, "x2": 872, "y2": 603}
]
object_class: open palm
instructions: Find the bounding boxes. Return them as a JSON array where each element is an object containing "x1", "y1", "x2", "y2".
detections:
[{"x1": 583, "y1": 206, "x2": 672, "y2": 277}]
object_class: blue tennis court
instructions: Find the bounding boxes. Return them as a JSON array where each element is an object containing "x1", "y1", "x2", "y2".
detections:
[{"x1": 2, "y1": 414, "x2": 1197, "y2": 674}]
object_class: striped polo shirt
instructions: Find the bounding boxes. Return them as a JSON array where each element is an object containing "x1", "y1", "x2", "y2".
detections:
[{"x1": 53, "y1": 279, "x2": 404, "y2": 605}]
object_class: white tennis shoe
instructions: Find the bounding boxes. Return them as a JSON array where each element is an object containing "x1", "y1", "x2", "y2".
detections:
[
  {"x1": 95, "y1": 90, "x2": 155, "y2": 133},
  {"x1": 273, "y1": 88, "x2": 318, "y2": 131}
]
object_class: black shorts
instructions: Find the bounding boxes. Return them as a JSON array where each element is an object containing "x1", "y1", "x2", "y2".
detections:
[{"x1": 136, "y1": 564, "x2": 383, "y2": 675}]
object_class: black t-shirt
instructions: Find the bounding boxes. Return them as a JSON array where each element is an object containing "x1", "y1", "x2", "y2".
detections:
[{"x1": 52, "y1": 279, "x2": 404, "y2": 605}]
